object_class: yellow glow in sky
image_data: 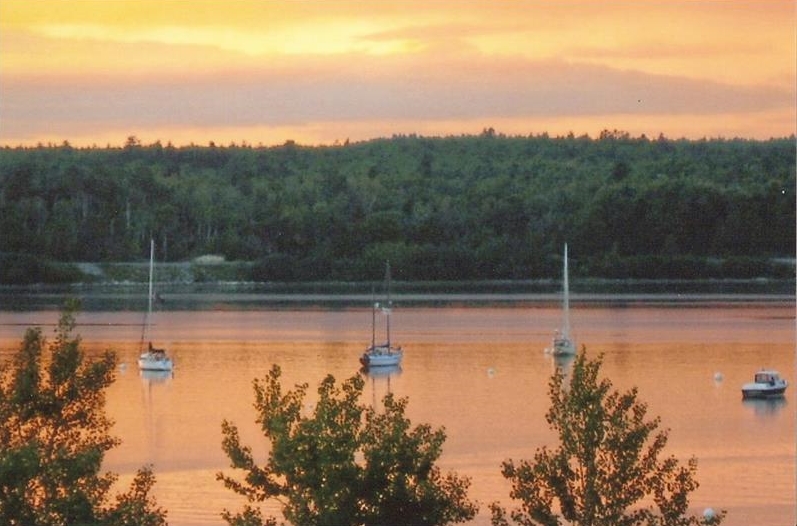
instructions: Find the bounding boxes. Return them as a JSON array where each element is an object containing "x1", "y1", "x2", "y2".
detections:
[{"x1": 1, "y1": 0, "x2": 794, "y2": 146}]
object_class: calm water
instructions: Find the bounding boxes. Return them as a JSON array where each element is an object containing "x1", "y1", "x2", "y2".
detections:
[{"x1": 1, "y1": 305, "x2": 794, "y2": 525}]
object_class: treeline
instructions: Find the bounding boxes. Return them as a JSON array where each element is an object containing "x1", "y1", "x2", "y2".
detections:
[{"x1": 0, "y1": 131, "x2": 794, "y2": 282}]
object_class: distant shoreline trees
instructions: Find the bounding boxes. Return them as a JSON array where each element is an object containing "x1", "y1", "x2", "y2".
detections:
[{"x1": 1, "y1": 133, "x2": 793, "y2": 282}]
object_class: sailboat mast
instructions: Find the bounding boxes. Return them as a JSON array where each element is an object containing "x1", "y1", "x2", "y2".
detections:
[
  {"x1": 562, "y1": 243, "x2": 570, "y2": 338},
  {"x1": 371, "y1": 286, "x2": 376, "y2": 348},
  {"x1": 146, "y1": 239, "x2": 154, "y2": 343},
  {"x1": 385, "y1": 261, "x2": 391, "y2": 347}
]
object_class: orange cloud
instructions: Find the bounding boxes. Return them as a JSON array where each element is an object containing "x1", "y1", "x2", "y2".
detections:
[{"x1": 1, "y1": 0, "x2": 793, "y2": 146}]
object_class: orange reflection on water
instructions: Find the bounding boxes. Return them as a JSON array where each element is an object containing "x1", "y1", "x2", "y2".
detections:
[{"x1": 1, "y1": 306, "x2": 794, "y2": 526}]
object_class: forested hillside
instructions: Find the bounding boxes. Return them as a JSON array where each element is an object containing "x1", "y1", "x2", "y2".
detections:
[{"x1": 0, "y1": 132, "x2": 794, "y2": 283}]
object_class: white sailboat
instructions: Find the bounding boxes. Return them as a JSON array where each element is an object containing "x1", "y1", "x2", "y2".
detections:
[
  {"x1": 550, "y1": 243, "x2": 576, "y2": 356},
  {"x1": 360, "y1": 262, "x2": 403, "y2": 368},
  {"x1": 138, "y1": 239, "x2": 173, "y2": 371}
]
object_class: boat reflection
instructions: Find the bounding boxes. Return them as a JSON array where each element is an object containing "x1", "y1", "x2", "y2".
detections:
[
  {"x1": 360, "y1": 365, "x2": 401, "y2": 408},
  {"x1": 140, "y1": 369, "x2": 174, "y2": 384},
  {"x1": 742, "y1": 396, "x2": 787, "y2": 416},
  {"x1": 360, "y1": 365, "x2": 402, "y2": 378},
  {"x1": 547, "y1": 352, "x2": 575, "y2": 380}
]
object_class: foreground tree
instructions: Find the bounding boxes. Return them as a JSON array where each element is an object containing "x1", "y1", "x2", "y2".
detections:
[
  {"x1": 0, "y1": 301, "x2": 166, "y2": 526},
  {"x1": 218, "y1": 364, "x2": 478, "y2": 526},
  {"x1": 490, "y1": 350, "x2": 724, "y2": 526}
]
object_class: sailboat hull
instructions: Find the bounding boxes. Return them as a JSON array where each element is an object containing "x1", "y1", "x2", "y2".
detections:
[
  {"x1": 138, "y1": 352, "x2": 174, "y2": 371},
  {"x1": 360, "y1": 345, "x2": 403, "y2": 368},
  {"x1": 551, "y1": 337, "x2": 576, "y2": 356}
]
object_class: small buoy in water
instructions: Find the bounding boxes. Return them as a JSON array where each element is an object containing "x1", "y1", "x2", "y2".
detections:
[
  {"x1": 713, "y1": 372, "x2": 723, "y2": 382},
  {"x1": 703, "y1": 508, "x2": 716, "y2": 520},
  {"x1": 487, "y1": 367, "x2": 496, "y2": 378},
  {"x1": 119, "y1": 363, "x2": 127, "y2": 371}
]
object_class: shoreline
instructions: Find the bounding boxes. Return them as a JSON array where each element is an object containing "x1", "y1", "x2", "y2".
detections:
[{"x1": 0, "y1": 284, "x2": 793, "y2": 312}]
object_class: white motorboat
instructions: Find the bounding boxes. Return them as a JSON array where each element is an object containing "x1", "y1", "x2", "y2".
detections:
[
  {"x1": 741, "y1": 370, "x2": 787, "y2": 399},
  {"x1": 549, "y1": 243, "x2": 576, "y2": 356},
  {"x1": 360, "y1": 262, "x2": 403, "y2": 369},
  {"x1": 138, "y1": 239, "x2": 174, "y2": 372}
]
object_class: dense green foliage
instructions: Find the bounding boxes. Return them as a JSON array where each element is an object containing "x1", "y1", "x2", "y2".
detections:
[
  {"x1": 0, "y1": 300, "x2": 167, "y2": 526},
  {"x1": 490, "y1": 350, "x2": 724, "y2": 526},
  {"x1": 218, "y1": 364, "x2": 478, "y2": 526},
  {"x1": 0, "y1": 252, "x2": 83, "y2": 285},
  {"x1": 1, "y1": 133, "x2": 793, "y2": 281}
]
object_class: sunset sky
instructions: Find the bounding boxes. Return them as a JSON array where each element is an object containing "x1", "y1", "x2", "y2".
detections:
[{"x1": 1, "y1": 1, "x2": 794, "y2": 147}]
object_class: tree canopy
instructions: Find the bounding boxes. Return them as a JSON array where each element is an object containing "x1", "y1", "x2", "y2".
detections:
[
  {"x1": 218, "y1": 364, "x2": 478, "y2": 526},
  {"x1": 0, "y1": 133, "x2": 794, "y2": 282},
  {"x1": 0, "y1": 300, "x2": 167, "y2": 526},
  {"x1": 490, "y1": 350, "x2": 724, "y2": 526}
]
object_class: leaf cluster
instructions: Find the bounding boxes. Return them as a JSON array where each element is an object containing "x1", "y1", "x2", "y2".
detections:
[
  {"x1": 0, "y1": 300, "x2": 166, "y2": 526},
  {"x1": 490, "y1": 351, "x2": 726, "y2": 526},
  {"x1": 218, "y1": 364, "x2": 477, "y2": 526}
]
